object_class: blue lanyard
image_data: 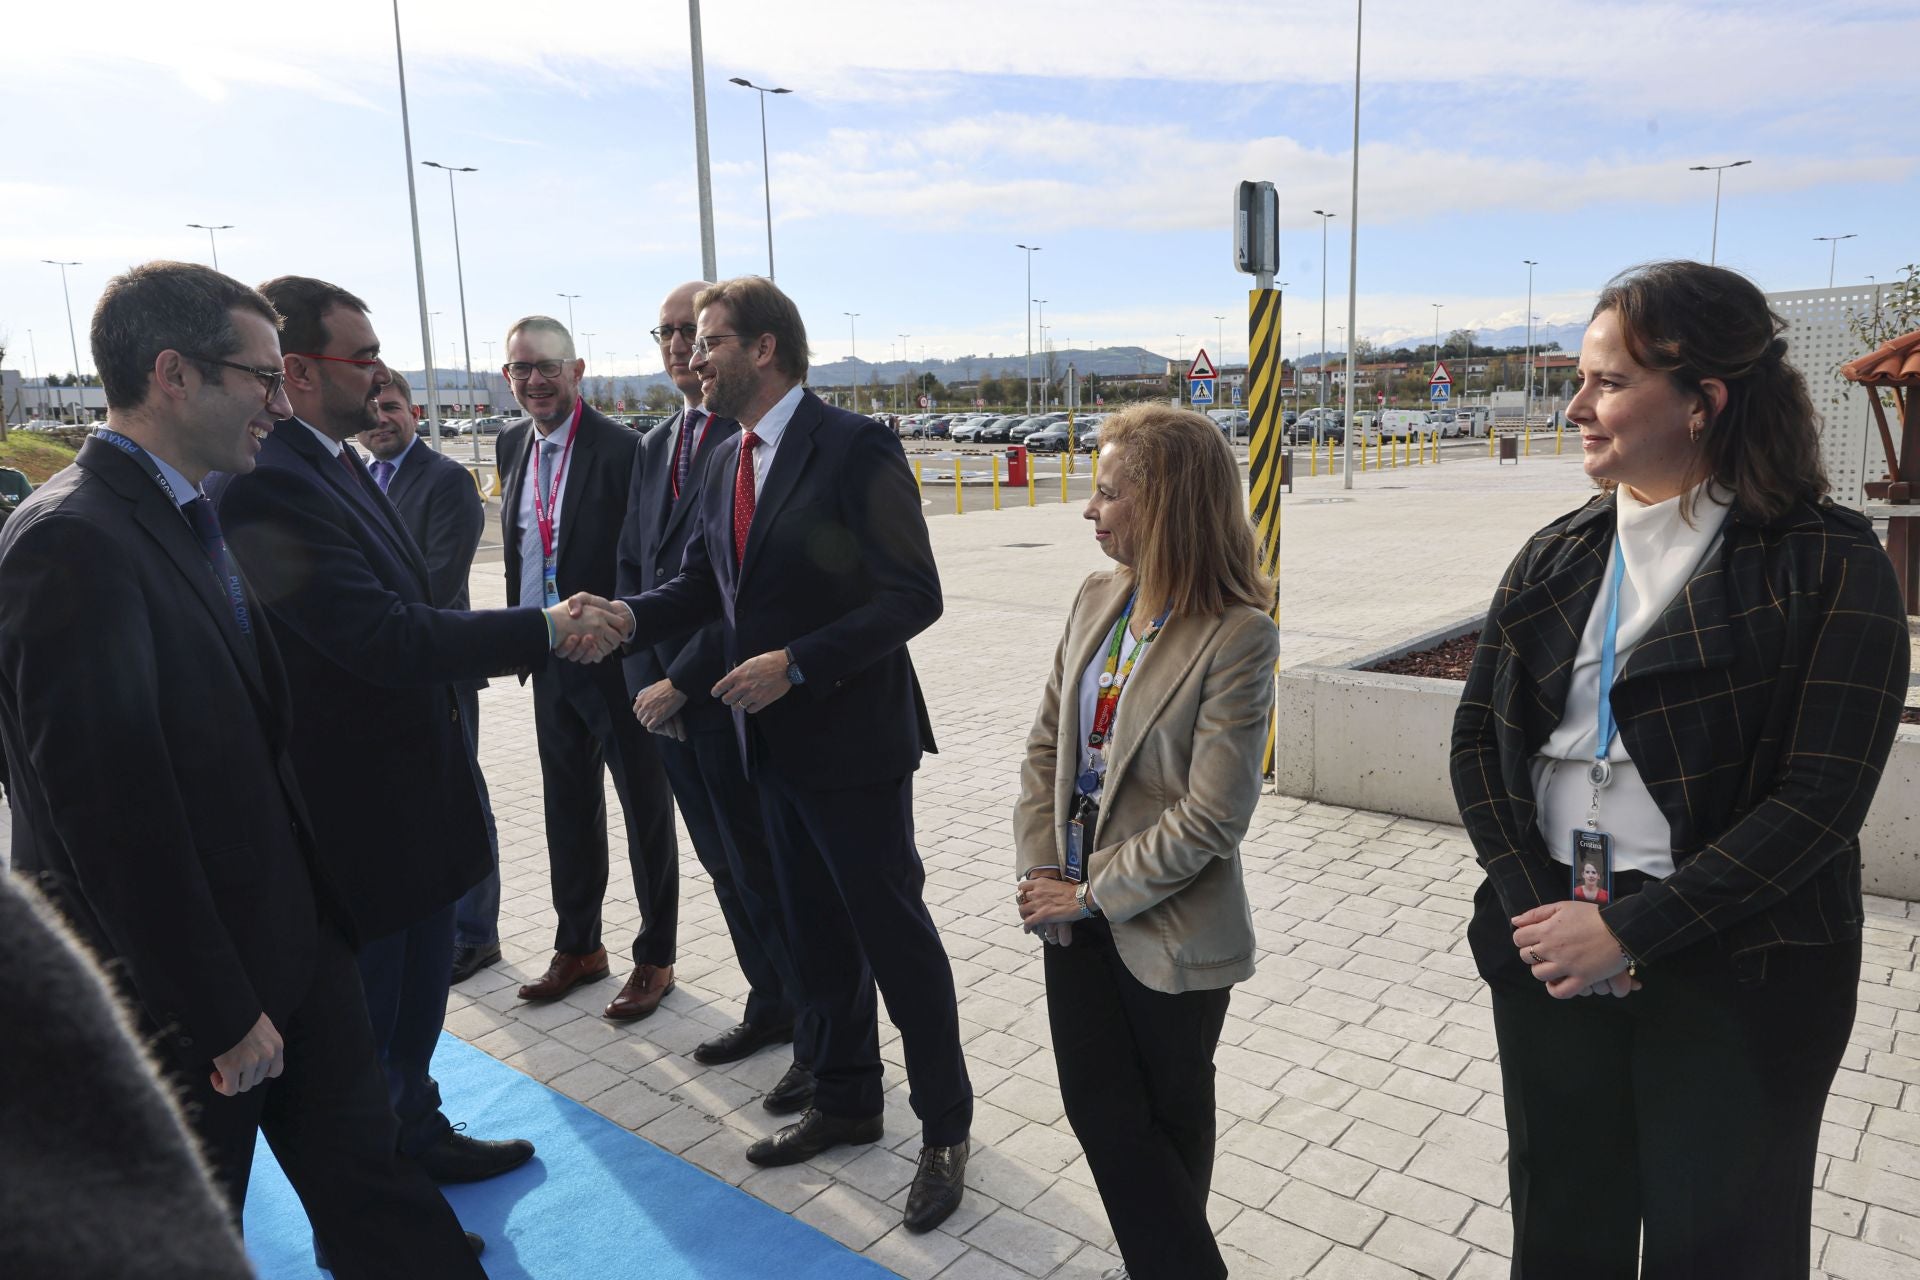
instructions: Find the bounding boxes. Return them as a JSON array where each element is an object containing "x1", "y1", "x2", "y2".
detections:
[{"x1": 1589, "y1": 547, "x2": 1627, "y2": 788}]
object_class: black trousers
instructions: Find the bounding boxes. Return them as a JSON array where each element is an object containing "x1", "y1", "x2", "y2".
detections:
[
  {"x1": 1469, "y1": 878, "x2": 1860, "y2": 1279},
  {"x1": 532, "y1": 666, "x2": 678, "y2": 966},
  {"x1": 178, "y1": 925, "x2": 483, "y2": 1280},
  {"x1": 657, "y1": 725, "x2": 817, "y2": 1064},
  {"x1": 755, "y1": 754, "x2": 972, "y2": 1145},
  {"x1": 1045, "y1": 917, "x2": 1231, "y2": 1280},
  {"x1": 357, "y1": 902, "x2": 455, "y2": 1156}
]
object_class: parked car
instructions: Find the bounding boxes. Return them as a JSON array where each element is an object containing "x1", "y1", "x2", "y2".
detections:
[
  {"x1": 949, "y1": 416, "x2": 991, "y2": 443},
  {"x1": 1023, "y1": 423, "x2": 1076, "y2": 453},
  {"x1": 0, "y1": 466, "x2": 31, "y2": 506},
  {"x1": 1287, "y1": 409, "x2": 1344, "y2": 444},
  {"x1": 1008, "y1": 415, "x2": 1057, "y2": 442},
  {"x1": 977, "y1": 415, "x2": 1021, "y2": 443}
]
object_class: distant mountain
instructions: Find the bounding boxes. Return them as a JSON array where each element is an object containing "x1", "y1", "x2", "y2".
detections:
[{"x1": 807, "y1": 345, "x2": 1173, "y2": 385}]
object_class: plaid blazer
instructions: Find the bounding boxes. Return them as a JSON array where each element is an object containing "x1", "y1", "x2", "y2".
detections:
[{"x1": 1451, "y1": 492, "x2": 1909, "y2": 966}]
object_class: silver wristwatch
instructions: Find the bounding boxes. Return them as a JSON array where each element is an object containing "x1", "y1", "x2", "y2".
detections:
[{"x1": 1074, "y1": 882, "x2": 1095, "y2": 920}]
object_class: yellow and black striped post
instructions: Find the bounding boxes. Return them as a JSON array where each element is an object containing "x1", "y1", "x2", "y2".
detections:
[{"x1": 1247, "y1": 286, "x2": 1284, "y2": 777}]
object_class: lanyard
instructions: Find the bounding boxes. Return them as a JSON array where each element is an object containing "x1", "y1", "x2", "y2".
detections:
[
  {"x1": 95, "y1": 429, "x2": 252, "y2": 637},
  {"x1": 1077, "y1": 593, "x2": 1169, "y2": 795},
  {"x1": 96, "y1": 428, "x2": 181, "y2": 505},
  {"x1": 1588, "y1": 547, "x2": 1627, "y2": 790},
  {"x1": 532, "y1": 401, "x2": 581, "y2": 563}
]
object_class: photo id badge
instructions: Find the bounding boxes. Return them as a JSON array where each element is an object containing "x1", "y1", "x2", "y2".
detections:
[
  {"x1": 1570, "y1": 828, "x2": 1614, "y2": 906},
  {"x1": 543, "y1": 562, "x2": 560, "y2": 609},
  {"x1": 1064, "y1": 820, "x2": 1086, "y2": 883}
]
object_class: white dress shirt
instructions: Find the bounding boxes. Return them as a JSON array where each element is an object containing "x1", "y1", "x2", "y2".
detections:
[
  {"x1": 1530, "y1": 481, "x2": 1733, "y2": 877},
  {"x1": 741, "y1": 382, "x2": 805, "y2": 499},
  {"x1": 518, "y1": 404, "x2": 581, "y2": 607},
  {"x1": 299, "y1": 418, "x2": 343, "y2": 458}
]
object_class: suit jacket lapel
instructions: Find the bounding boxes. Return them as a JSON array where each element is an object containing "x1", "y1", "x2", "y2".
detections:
[
  {"x1": 383, "y1": 439, "x2": 428, "y2": 511},
  {"x1": 1619, "y1": 536, "x2": 1735, "y2": 682},
  {"x1": 1100, "y1": 608, "x2": 1223, "y2": 804},
  {"x1": 555, "y1": 407, "x2": 599, "y2": 564},
  {"x1": 284, "y1": 420, "x2": 430, "y2": 596},
  {"x1": 1052, "y1": 574, "x2": 1134, "y2": 821},
  {"x1": 737, "y1": 393, "x2": 816, "y2": 591}
]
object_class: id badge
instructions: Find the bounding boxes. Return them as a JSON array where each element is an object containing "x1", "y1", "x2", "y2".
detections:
[
  {"x1": 542, "y1": 557, "x2": 560, "y2": 608},
  {"x1": 1064, "y1": 820, "x2": 1086, "y2": 883},
  {"x1": 1570, "y1": 829, "x2": 1613, "y2": 905}
]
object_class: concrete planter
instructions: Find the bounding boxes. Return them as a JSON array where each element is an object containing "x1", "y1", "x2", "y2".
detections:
[{"x1": 1273, "y1": 612, "x2": 1920, "y2": 901}]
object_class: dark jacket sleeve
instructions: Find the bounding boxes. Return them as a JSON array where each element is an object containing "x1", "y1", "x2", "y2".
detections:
[
  {"x1": 1600, "y1": 532, "x2": 1911, "y2": 962},
  {"x1": 616, "y1": 436, "x2": 667, "y2": 696},
  {"x1": 619, "y1": 501, "x2": 725, "y2": 649},
  {"x1": 419, "y1": 462, "x2": 485, "y2": 611},
  {"x1": 0, "y1": 513, "x2": 262, "y2": 1057},
  {"x1": 1449, "y1": 539, "x2": 1564, "y2": 919},
  {"x1": 784, "y1": 422, "x2": 942, "y2": 693},
  {"x1": 219, "y1": 465, "x2": 549, "y2": 686}
]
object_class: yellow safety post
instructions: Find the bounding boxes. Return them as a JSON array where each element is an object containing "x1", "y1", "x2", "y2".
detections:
[
  {"x1": 1091, "y1": 447, "x2": 1099, "y2": 491},
  {"x1": 1488, "y1": 427, "x2": 1496, "y2": 458},
  {"x1": 1309, "y1": 440, "x2": 1318, "y2": 477},
  {"x1": 1245, "y1": 283, "x2": 1284, "y2": 776},
  {"x1": 1060, "y1": 453, "x2": 1068, "y2": 503},
  {"x1": 914, "y1": 458, "x2": 923, "y2": 497},
  {"x1": 1327, "y1": 435, "x2": 1334, "y2": 474},
  {"x1": 1555, "y1": 424, "x2": 1564, "y2": 455},
  {"x1": 955, "y1": 460, "x2": 964, "y2": 515},
  {"x1": 1525, "y1": 424, "x2": 1533, "y2": 456},
  {"x1": 991, "y1": 455, "x2": 1001, "y2": 510},
  {"x1": 1027, "y1": 461, "x2": 1036, "y2": 507}
]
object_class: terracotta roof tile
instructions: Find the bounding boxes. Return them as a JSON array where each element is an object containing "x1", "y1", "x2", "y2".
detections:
[{"x1": 1841, "y1": 327, "x2": 1920, "y2": 386}]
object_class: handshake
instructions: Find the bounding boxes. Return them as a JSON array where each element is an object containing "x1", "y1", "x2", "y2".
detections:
[{"x1": 543, "y1": 593, "x2": 634, "y2": 664}]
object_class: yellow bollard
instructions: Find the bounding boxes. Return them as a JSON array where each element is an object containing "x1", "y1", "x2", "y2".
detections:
[
  {"x1": 955, "y1": 460, "x2": 964, "y2": 515},
  {"x1": 991, "y1": 455, "x2": 1001, "y2": 510},
  {"x1": 1027, "y1": 459, "x2": 1036, "y2": 507},
  {"x1": 1556, "y1": 425, "x2": 1564, "y2": 455},
  {"x1": 1488, "y1": 428, "x2": 1496, "y2": 458},
  {"x1": 914, "y1": 458, "x2": 923, "y2": 497},
  {"x1": 1525, "y1": 424, "x2": 1533, "y2": 456},
  {"x1": 1327, "y1": 436, "x2": 1334, "y2": 474},
  {"x1": 1091, "y1": 447, "x2": 1099, "y2": 491},
  {"x1": 1059, "y1": 453, "x2": 1069, "y2": 503}
]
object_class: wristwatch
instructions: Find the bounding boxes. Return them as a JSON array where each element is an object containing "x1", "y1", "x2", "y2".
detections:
[
  {"x1": 1074, "y1": 882, "x2": 1096, "y2": 920},
  {"x1": 784, "y1": 647, "x2": 805, "y2": 686}
]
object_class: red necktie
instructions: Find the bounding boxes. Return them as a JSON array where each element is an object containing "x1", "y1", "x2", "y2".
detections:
[{"x1": 733, "y1": 430, "x2": 761, "y2": 567}]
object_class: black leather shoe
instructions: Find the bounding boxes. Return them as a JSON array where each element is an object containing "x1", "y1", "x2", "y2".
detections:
[
  {"x1": 694, "y1": 1019, "x2": 794, "y2": 1065},
  {"x1": 450, "y1": 942, "x2": 502, "y2": 984},
  {"x1": 761, "y1": 1063, "x2": 816, "y2": 1116},
  {"x1": 412, "y1": 1127, "x2": 536, "y2": 1184},
  {"x1": 745, "y1": 1108, "x2": 882, "y2": 1167},
  {"x1": 903, "y1": 1139, "x2": 968, "y2": 1233},
  {"x1": 317, "y1": 1230, "x2": 483, "y2": 1270}
]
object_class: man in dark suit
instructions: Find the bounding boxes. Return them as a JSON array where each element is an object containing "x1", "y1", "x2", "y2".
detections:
[
  {"x1": 0, "y1": 260, "x2": 484, "y2": 1276},
  {"x1": 497, "y1": 315, "x2": 680, "y2": 1022},
  {"x1": 215, "y1": 276, "x2": 624, "y2": 1199},
  {"x1": 606, "y1": 277, "x2": 972, "y2": 1233},
  {"x1": 358, "y1": 371, "x2": 503, "y2": 983},
  {"x1": 617, "y1": 280, "x2": 814, "y2": 1115}
]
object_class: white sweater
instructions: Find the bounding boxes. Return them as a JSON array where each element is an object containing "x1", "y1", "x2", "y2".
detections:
[{"x1": 1530, "y1": 482, "x2": 1733, "y2": 877}]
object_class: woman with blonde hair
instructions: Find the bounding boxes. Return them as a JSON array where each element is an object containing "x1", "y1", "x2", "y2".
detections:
[{"x1": 1013, "y1": 403, "x2": 1277, "y2": 1280}]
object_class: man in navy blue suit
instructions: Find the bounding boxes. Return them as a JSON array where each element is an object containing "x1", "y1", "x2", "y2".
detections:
[
  {"x1": 357, "y1": 371, "x2": 504, "y2": 984},
  {"x1": 215, "y1": 276, "x2": 625, "y2": 1209},
  {"x1": 604, "y1": 276, "x2": 972, "y2": 1233}
]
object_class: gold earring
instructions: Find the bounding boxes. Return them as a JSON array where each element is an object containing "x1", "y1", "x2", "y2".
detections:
[{"x1": 1689, "y1": 420, "x2": 1702, "y2": 442}]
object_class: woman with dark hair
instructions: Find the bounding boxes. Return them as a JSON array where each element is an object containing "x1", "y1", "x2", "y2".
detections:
[
  {"x1": 1012, "y1": 404, "x2": 1276, "y2": 1280},
  {"x1": 1452, "y1": 260, "x2": 1909, "y2": 1277}
]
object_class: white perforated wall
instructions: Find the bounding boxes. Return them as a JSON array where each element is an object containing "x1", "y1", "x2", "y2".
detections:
[{"x1": 1768, "y1": 286, "x2": 1879, "y2": 509}]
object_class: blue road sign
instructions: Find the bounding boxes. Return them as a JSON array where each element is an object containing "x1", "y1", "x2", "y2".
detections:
[
  {"x1": 1232, "y1": 382, "x2": 1242, "y2": 404},
  {"x1": 1190, "y1": 377, "x2": 1216, "y2": 405},
  {"x1": 1430, "y1": 382, "x2": 1450, "y2": 402}
]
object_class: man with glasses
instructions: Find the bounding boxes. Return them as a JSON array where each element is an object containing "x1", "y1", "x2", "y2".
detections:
[
  {"x1": 0, "y1": 260, "x2": 485, "y2": 1275},
  {"x1": 357, "y1": 372, "x2": 504, "y2": 985},
  {"x1": 497, "y1": 316, "x2": 681, "y2": 1025},
  {"x1": 616, "y1": 282, "x2": 816, "y2": 1113},
  {"x1": 213, "y1": 278, "x2": 627, "y2": 1225}
]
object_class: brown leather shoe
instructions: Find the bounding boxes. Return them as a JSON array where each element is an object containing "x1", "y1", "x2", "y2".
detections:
[
  {"x1": 604, "y1": 963, "x2": 675, "y2": 1021},
  {"x1": 517, "y1": 948, "x2": 610, "y2": 1002}
]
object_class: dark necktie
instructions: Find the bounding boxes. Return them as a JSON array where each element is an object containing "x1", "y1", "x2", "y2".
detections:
[
  {"x1": 182, "y1": 495, "x2": 253, "y2": 638},
  {"x1": 732, "y1": 430, "x2": 761, "y2": 567},
  {"x1": 673, "y1": 409, "x2": 705, "y2": 500},
  {"x1": 370, "y1": 459, "x2": 395, "y2": 493},
  {"x1": 338, "y1": 446, "x2": 370, "y2": 493}
]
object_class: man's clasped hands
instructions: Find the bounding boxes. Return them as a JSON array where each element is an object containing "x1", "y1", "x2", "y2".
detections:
[{"x1": 544, "y1": 593, "x2": 632, "y2": 663}]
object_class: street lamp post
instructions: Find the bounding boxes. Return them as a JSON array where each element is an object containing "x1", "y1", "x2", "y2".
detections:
[
  {"x1": 1016, "y1": 244, "x2": 1041, "y2": 412},
  {"x1": 42, "y1": 260, "x2": 83, "y2": 423},
  {"x1": 843, "y1": 312, "x2": 859, "y2": 410},
  {"x1": 422, "y1": 160, "x2": 481, "y2": 460},
  {"x1": 389, "y1": 0, "x2": 442, "y2": 449},
  {"x1": 1340, "y1": 0, "x2": 1364, "y2": 491},
  {"x1": 729, "y1": 78, "x2": 792, "y2": 280},
  {"x1": 186, "y1": 223, "x2": 233, "y2": 272},
  {"x1": 1033, "y1": 300, "x2": 1049, "y2": 409},
  {"x1": 1688, "y1": 160, "x2": 1750, "y2": 265},
  {"x1": 688, "y1": 0, "x2": 718, "y2": 280},
  {"x1": 898, "y1": 332, "x2": 911, "y2": 410},
  {"x1": 1523, "y1": 260, "x2": 1538, "y2": 422},
  {"x1": 1814, "y1": 234, "x2": 1858, "y2": 288}
]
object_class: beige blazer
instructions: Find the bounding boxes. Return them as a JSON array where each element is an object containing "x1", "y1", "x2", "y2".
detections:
[{"x1": 1013, "y1": 569, "x2": 1277, "y2": 993}]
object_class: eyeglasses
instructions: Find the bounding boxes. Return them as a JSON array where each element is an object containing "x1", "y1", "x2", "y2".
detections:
[
  {"x1": 183, "y1": 352, "x2": 285, "y2": 406},
  {"x1": 690, "y1": 334, "x2": 748, "y2": 357},
  {"x1": 649, "y1": 323, "x2": 699, "y2": 345},
  {"x1": 503, "y1": 359, "x2": 568, "y2": 381}
]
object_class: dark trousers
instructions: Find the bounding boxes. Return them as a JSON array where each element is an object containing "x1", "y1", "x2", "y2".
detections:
[
  {"x1": 356, "y1": 903, "x2": 456, "y2": 1157},
  {"x1": 1045, "y1": 917, "x2": 1231, "y2": 1280},
  {"x1": 179, "y1": 925, "x2": 483, "y2": 1280},
  {"x1": 532, "y1": 667, "x2": 678, "y2": 966},
  {"x1": 658, "y1": 725, "x2": 816, "y2": 1062},
  {"x1": 755, "y1": 755, "x2": 971, "y2": 1145},
  {"x1": 451, "y1": 684, "x2": 500, "y2": 949},
  {"x1": 1469, "y1": 878, "x2": 1860, "y2": 1279}
]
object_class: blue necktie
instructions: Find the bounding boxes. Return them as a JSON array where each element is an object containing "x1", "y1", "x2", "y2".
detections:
[
  {"x1": 370, "y1": 459, "x2": 395, "y2": 492},
  {"x1": 675, "y1": 409, "x2": 705, "y2": 498},
  {"x1": 182, "y1": 495, "x2": 253, "y2": 638}
]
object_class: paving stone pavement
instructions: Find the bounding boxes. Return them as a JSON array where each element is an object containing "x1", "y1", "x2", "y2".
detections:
[{"x1": 4, "y1": 444, "x2": 1916, "y2": 1279}]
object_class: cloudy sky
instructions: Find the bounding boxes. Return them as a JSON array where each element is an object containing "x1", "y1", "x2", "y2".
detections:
[{"x1": 3, "y1": 0, "x2": 1915, "y2": 381}]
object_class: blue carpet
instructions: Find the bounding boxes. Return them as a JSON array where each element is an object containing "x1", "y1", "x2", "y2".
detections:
[{"x1": 242, "y1": 1033, "x2": 898, "y2": 1279}]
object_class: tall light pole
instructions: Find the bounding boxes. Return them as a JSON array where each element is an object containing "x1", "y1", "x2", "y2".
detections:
[
  {"x1": 1432, "y1": 302, "x2": 1443, "y2": 378},
  {"x1": 1313, "y1": 209, "x2": 1336, "y2": 426},
  {"x1": 556, "y1": 293, "x2": 580, "y2": 334},
  {"x1": 1340, "y1": 0, "x2": 1364, "y2": 490},
  {"x1": 844, "y1": 311, "x2": 859, "y2": 410},
  {"x1": 422, "y1": 161, "x2": 481, "y2": 460},
  {"x1": 729, "y1": 77, "x2": 791, "y2": 280},
  {"x1": 1016, "y1": 243, "x2": 1041, "y2": 412},
  {"x1": 1688, "y1": 159, "x2": 1750, "y2": 265},
  {"x1": 389, "y1": 0, "x2": 442, "y2": 448},
  {"x1": 581, "y1": 332, "x2": 597, "y2": 367},
  {"x1": 1523, "y1": 260, "x2": 1538, "y2": 423},
  {"x1": 42, "y1": 260, "x2": 83, "y2": 423},
  {"x1": 1814, "y1": 233, "x2": 1857, "y2": 288},
  {"x1": 186, "y1": 223, "x2": 233, "y2": 271},
  {"x1": 898, "y1": 332, "x2": 911, "y2": 410},
  {"x1": 687, "y1": 0, "x2": 718, "y2": 280},
  {"x1": 1034, "y1": 298, "x2": 1049, "y2": 407}
]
